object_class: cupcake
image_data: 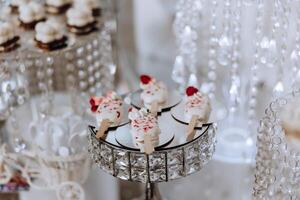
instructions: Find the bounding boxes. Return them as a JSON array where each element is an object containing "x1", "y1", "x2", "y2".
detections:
[
  {"x1": 183, "y1": 86, "x2": 211, "y2": 123},
  {"x1": 66, "y1": 7, "x2": 97, "y2": 35},
  {"x1": 45, "y1": 0, "x2": 72, "y2": 14},
  {"x1": 128, "y1": 107, "x2": 160, "y2": 152},
  {"x1": 34, "y1": 20, "x2": 67, "y2": 51},
  {"x1": 19, "y1": 2, "x2": 46, "y2": 29},
  {"x1": 0, "y1": 22, "x2": 20, "y2": 52},
  {"x1": 139, "y1": 74, "x2": 168, "y2": 110},
  {"x1": 73, "y1": 0, "x2": 101, "y2": 17},
  {"x1": 9, "y1": 0, "x2": 29, "y2": 13},
  {"x1": 89, "y1": 91, "x2": 124, "y2": 126}
]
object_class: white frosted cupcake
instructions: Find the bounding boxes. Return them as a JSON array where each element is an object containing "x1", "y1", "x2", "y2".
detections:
[
  {"x1": 184, "y1": 86, "x2": 211, "y2": 123},
  {"x1": 90, "y1": 91, "x2": 124, "y2": 126},
  {"x1": 73, "y1": 0, "x2": 101, "y2": 16},
  {"x1": 19, "y1": 2, "x2": 46, "y2": 29},
  {"x1": 129, "y1": 107, "x2": 160, "y2": 152},
  {"x1": 34, "y1": 20, "x2": 67, "y2": 51},
  {"x1": 45, "y1": 0, "x2": 72, "y2": 14},
  {"x1": 66, "y1": 7, "x2": 97, "y2": 35},
  {"x1": 0, "y1": 22, "x2": 20, "y2": 52},
  {"x1": 139, "y1": 74, "x2": 168, "y2": 110}
]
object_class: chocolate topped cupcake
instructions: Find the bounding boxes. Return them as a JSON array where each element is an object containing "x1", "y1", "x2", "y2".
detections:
[
  {"x1": 66, "y1": 7, "x2": 97, "y2": 35},
  {"x1": 19, "y1": 2, "x2": 46, "y2": 29},
  {"x1": 74, "y1": 0, "x2": 102, "y2": 17},
  {"x1": 34, "y1": 20, "x2": 67, "y2": 51},
  {"x1": 9, "y1": 0, "x2": 29, "y2": 14},
  {"x1": 45, "y1": 0, "x2": 72, "y2": 14},
  {"x1": 0, "y1": 22, "x2": 20, "y2": 52}
]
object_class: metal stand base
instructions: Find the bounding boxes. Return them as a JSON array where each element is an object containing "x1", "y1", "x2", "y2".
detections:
[{"x1": 145, "y1": 182, "x2": 162, "y2": 200}]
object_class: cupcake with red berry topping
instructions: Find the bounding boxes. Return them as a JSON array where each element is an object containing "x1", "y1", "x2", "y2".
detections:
[
  {"x1": 90, "y1": 91, "x2": 124, "y2": 126},
  {"x1": 184, "y1": 86, "x2": 211, "y2": 123},
  {"x1": 128, "y1": 107, "x2": 160, "y2": 152},
  {"x1": 66, "y1": 7, "x2": 97, "y2": 35},
  {"x1": 19, "y1": 2, "x2": 46, "y2": 29},
  {"x1": 139, "y1": 74, "x2": 168, "y2": 110},
  {"x1": 45, "y1": 0, "x2": 72, "y2": 14},
  {"x1": 0, "y1": 22, "x2": 20, "y2": 53}
]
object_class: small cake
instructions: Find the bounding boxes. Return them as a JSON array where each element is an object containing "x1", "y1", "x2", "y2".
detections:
[
  {"x1": 73, "y1": 0, "x2": 102, "y2": 16},
  {"x1": 128, "y1": 107, "x2": 160, "y2": 151},
  {"x1": 184, "y1": 86, "x2": 211, "y2": 122},
  {"x1": 0, "y1": 22, "x2": 20, "y2": 53},
  {"x1": 140, "y1": 74, "x2": 168, "y2": 110},
  {"x1": 45, "y1": 0, "x2": 72, "y2": 14},
  {"x1": 66, "y1": 7, "x2": 97, "y2": 35},
  {"x1": 9, "y1": 0, "x2": 29, "y2": 13},
  {"x1": 90, "y1": 91, "x2": 124, "y2": 126},
  {"x1": 282, "y1": 100, "x2": 300, "y2": 139},
  {"x1": 34, "y1": 20, "x2": 67, "y2": 51},
  {"x1": 19, "y1": 2, "x2": 46, "y2": 29}
]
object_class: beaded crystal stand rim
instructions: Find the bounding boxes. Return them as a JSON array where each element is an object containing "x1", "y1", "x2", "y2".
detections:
[{"x1": 88, "y1": 123, "x2": 216, "y2": 183}]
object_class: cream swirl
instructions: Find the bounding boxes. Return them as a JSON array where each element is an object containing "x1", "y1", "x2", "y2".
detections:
[
  {"x1": 46, "y1": 0, "x2": 72, "y2": 7},
  {"x1": 19, "y1": 2, "x2": 45, "y2": 23},
  {"x1": 0, "y1": 22, "x2": 16, "y2": 45},
  {"x1": 35, "y1": 20, "x2": 64, "y2": 43},
  {"x1": 74, "y1": 0, "x2": 100, "y2": 9},
  {"x1": 10, "y1": 0, "x2": 29, "y2": 7},
  {"x1": 66, "y1": 7, "x2": 94, "y2": 27}
]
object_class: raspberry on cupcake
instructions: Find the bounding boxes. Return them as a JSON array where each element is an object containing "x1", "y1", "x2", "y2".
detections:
[
  {"x1": 0, "y1": 22, "x2": 20, "y2": 53},
  {"x1": 66, "y1": 7, "x2": 97, "y2": 35},
  {"x1": 34, "y1": 20, "x2": 67, "y2": 51},
  {"x1": 19, "y1": 2, "x2": 46, "y2": 29},
  {"x1": 45, "y1": 0, "x2": 72, "y2": 14}
]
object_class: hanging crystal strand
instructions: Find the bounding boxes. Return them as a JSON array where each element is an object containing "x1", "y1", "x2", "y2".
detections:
[
  {"x1": 172, "y1": 0, "x2": 202, "y2": 91},
  {"x1": 273, "y1": 0, "x2": 290, "y2": 97},
  {"x1": 228, "y1": 0, "x2": 242, "y2": 117},
  {"x1": 217, "y1": 0, "x2": 232, "y2": 67},
  {"x1": 247, "y1": 0, "x2": 264, "y2": 126},
  {"x1": 207, "y1": 0, "x2": 218, "y2": 99},
  {"x1": 290, "y1": 2, "x2": 300, "y2": 90}
]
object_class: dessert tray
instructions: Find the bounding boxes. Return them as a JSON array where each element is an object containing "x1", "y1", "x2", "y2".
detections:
[{"x1": 88, "y1": 89, "x2": 217, "y2": 199}]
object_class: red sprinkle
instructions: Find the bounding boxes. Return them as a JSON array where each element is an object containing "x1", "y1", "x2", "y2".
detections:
[
  {"x1": 186, "y1": 86, "x2": 199, "y2": 96},
  {"x1": 140, "y1": 74, "x2": 152, "y2": 84}
]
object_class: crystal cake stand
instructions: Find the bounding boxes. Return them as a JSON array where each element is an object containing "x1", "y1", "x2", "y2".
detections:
[{"x1": 88, "y1": 102, "x2": 217, "y2": 200}]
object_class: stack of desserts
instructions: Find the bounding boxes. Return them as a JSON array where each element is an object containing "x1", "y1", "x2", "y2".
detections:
[
  {"x1": 0, "y1": 0, "x2": 103, "y2": 52},
  {"x1": 90, "y1": 75, "x2": 212, "y2": 153}
]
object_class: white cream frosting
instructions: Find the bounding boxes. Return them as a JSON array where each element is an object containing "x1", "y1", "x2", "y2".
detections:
[
  {"x1": 0, "y1": 22, "x2": 16, "y2": 45},
  {"x1": 140, "y1": 79, "x2": 168, "y2": 109},
  {"x1": 35, "y1": 20, "x2": 64, "y2": 43},
  {"x1": 129, "y1": 108, "x2": 160, "y2": 151},
  {"x1": 19, "y1": 2, "x2": 45, "y2": 23},
  {"x1": 46, "y1": 0, "x2": 72, "y2": 7},
  {"x1": 184, "y1": 92, "x2": 211, "y2": 122},
  {"x1": 66, "y1": 7, "x2": 94, "y2": 27},
  {"x1": 94, "y1": 92, "x2": 123, "y2": 125},
  {"x1": 10, "y1": 0, "x2": 29, "y2": 7},
  {"x1": 74, "y1": 0, "x2": 100, "y2": 9}
]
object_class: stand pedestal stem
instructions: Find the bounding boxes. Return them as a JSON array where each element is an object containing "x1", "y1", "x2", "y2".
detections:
[{"x1": 145, "y1": 182, "x2": 162, "y2": 200}]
